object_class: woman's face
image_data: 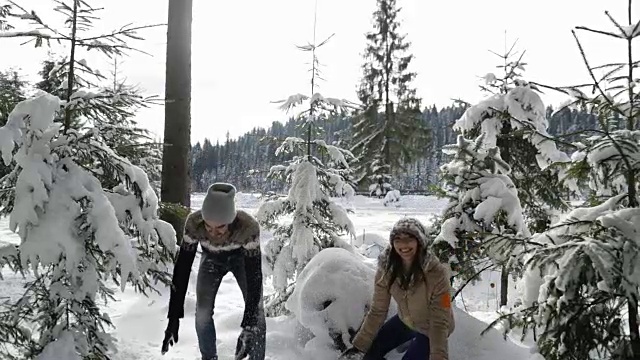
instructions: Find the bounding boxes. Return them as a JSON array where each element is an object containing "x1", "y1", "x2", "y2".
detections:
[{"x1": 392, "y1": 232, "x2": 418, "y2": 263}]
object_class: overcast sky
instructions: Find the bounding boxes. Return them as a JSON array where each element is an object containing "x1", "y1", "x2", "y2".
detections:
[{"x1": 0, "y1": 0, "x2": 637, "y2": 144}]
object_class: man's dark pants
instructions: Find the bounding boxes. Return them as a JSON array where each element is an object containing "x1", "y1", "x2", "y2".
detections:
[{"x1": 195, "y1": 249, "x2": 266, "y2": 360}]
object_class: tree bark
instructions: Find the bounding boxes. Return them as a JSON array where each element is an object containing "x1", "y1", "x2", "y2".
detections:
[
  {"x1": 161, "y1": 0, "x2": 193, "y2": 243},
  {"x1": 496, "y1": 122, "x2": 512, "y2": 307},
  {"x1": 500, "y1": 266, "x2": 508, "y2": 307}
]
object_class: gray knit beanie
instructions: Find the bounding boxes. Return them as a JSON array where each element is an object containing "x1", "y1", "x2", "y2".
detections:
[{"x1": 201, "y1": 182, "x2": 237, "y2": 224}]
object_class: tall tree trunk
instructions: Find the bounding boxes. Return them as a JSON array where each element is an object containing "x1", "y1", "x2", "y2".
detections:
[
  {"x1": 161, "y1": 0, "x2": 192, "y2": 244},
  {"x1": 496, "y1": 122, "x2": 512, "y2": 307},
  {"x1": 63, "y1": 0, "x2": 78, "y2": 133},
  {"x1": 500, "y1": 266, "x2": 508, "y2": 307}
]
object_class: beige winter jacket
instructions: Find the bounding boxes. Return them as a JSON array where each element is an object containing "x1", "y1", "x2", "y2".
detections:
[{"x1": 352, "y1": 252, "x2": 455, "y2": 360}]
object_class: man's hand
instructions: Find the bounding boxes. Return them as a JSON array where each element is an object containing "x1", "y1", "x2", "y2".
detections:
[
  {"x1": 235, "y1": 326, "x2": 258, "y2": 360},
  {"x1": 161, "y1": 318, "x2": 180, "y2": 355}
]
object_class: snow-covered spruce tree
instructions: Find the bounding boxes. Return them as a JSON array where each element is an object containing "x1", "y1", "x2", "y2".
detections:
[
  {"x1": 454, "y1": 41, "x2": 575, "y2": 234},
  {"x1": 433, "y1": 41, "x2": 574, "y2": 305},
  {"x1": 0, "y1": 2, "x2": 175, "y2": 359},
  {"x1": 0, "y1": 69, "x2": 27, "y2": 180},
  {"x1": 486, "y1": 3, "x2": 640, "y2": 359},
  {"x1": 0, "y1": 93, "x2": 176, "y2": 360},
  {"x1": 350, "y1": 0, "x2": 430, "y2": 197},
  {"x1": 0, "y1": 69, "x2": 27, "y2": 124},
  {"x1": 100, "y1": 58, "x2": 162, "y2": 194},
  {"x1": 33, "y1": 58, "x2": 162, "y2": 195},
  {"x1": 256, "y1": 32, "x2": 357, "y2": 317},
  {"x1": 434, "y1": 133, "x2": 530, "y2": 296}
]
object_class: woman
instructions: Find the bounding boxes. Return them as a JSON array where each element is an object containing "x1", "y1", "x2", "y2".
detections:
[{"x1": 341, "y1": 217, "x2": 455, "y2": 360}]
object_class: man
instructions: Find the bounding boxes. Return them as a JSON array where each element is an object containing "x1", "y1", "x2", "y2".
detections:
[{"x1": 161, "y1": 183, "x2": 266, "y2": 360}]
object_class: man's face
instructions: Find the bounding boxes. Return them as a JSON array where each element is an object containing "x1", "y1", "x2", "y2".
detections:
[{"x1": 204, "y1": 220, "x2": 229, "y2": 237}]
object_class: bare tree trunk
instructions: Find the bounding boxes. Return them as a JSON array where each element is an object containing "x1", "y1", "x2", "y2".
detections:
[
  {"x1": 500, "y1": 266, "x2": 508, "y2": 307},
  {"x1": 496, "y1": 122, "x2": 512, "y2": 307},
  {"x1": 63, "y1": 0, "x2": 78, "y2": 133},
  {"x1": 161, "y1": 0, "x2": 192, "y2": 244}
]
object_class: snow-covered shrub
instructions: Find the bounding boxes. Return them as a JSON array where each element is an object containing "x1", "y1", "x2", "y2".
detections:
[
  {"x1": 383, "y1": 189, "x2": 401, "y2": 206},
  {"x1": 34, "y1": 331, "x2": 81, "y2": 360},
  {"x1": 367, "y1": 156, "x2": 393, "y2": 199},
  {"x1": 0, "y1": 94, "x2": 175, "y2": 358},
  {"x1": 286, "y1": 247, "x2": 395, "y2": 352}
]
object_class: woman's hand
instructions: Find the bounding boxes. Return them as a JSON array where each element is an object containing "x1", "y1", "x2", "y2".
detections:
[{"x1": 339, "y1": 347, "x2": 363, "y2": 359}]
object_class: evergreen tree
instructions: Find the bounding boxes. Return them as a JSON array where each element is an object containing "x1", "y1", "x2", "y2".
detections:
[
  {"x1": 187, "y1": 102, "x2": 598, "y2": 196},
  {"x1": 491, "y1": 2, "x2": 640, "y2": 358},
  {"x1": 350, "y1": 0, "x2": 429, "y2": 196},
  {"x1": 0, "y1": 69, "x2": 26, "y2": 180},
  {"x1": 434, "y1": 133, "x2": 530, "y2": 301},
  {"x1": 36, "y1": 58, "x2": 66, "y2": 100},
  {"x1": 0, "y1": 2, "x2": 175, "y2": 358},
  {"x1": 0, "y1": 69, "x2": 26, "y2": 124},
  {"x1": 458, "y1": 41, "x2": 574, "y2": 234},
  {"x1": 434, "y1": 41, "x2": 574, "y2": 306},
  {"x1": 256, "y1": 26, "x2": 357, "y2": 316},
  {"x1": 100, "y1": 58, "x2": 162, "y2": 194}
]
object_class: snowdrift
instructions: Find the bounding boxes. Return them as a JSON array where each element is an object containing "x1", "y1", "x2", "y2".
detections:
[{"x1": 448, "y1": 308, "x2": 536, "y2": 360}]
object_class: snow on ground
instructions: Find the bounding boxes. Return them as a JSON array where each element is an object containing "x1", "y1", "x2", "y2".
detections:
[{"x1": 1, "y1": 193, "x2": 538, "y2": 359}]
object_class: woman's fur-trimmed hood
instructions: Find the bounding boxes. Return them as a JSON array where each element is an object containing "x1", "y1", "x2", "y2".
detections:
[{"x1": 378, "y1": 217, "x2": 435, "y2": 270}]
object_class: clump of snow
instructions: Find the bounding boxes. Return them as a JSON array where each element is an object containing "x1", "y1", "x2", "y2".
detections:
[
  {"x1": 69, "y1": 88, "x2": 101, "y2": 100},
  {"x1": 273, "y1": 92, "x2": 358, "y2": 115},
  {"x1": 285, "y1": 248, "x2": 381, "y2": 349},
  {"x1": 448, "y1": 308, "x2": 544, "y2": 360},
  {"x1": 482, "y1": 73, "x2": 498, "y2": 85},
  {"x1": 620, "y1": 21, "x2": 640, "y2": 38},
  {"x1": 383, "y1": 189, "x2": 401, "y2": 206},
  {"x1": 453, "y1": 84, "x2": 576, "y2": 191},
  {"x1": 314, "y1": 139, "x2": 352, "y2": 168},
  {"x1": 352, "y1": 231, "x2": 388, "y2": 258},
  {"x1": 34, "y1": 331, "x2": 81, "y2": 360}
]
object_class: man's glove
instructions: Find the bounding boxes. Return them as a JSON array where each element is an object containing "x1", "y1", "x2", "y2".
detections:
[
  {"x1": 161, "y1": 317, "x2": 180, "y2": 355},
  {"x1": 235, "y1": 326, "x2": 259, "y2": 360},
  {"x1": 339, "y1": 347, "x2": 363, "y2": 360}
]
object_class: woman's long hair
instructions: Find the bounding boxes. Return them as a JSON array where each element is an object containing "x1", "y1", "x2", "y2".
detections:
[{"x1": 384, "y1": 237, "x2": 425, "y2": 290}]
